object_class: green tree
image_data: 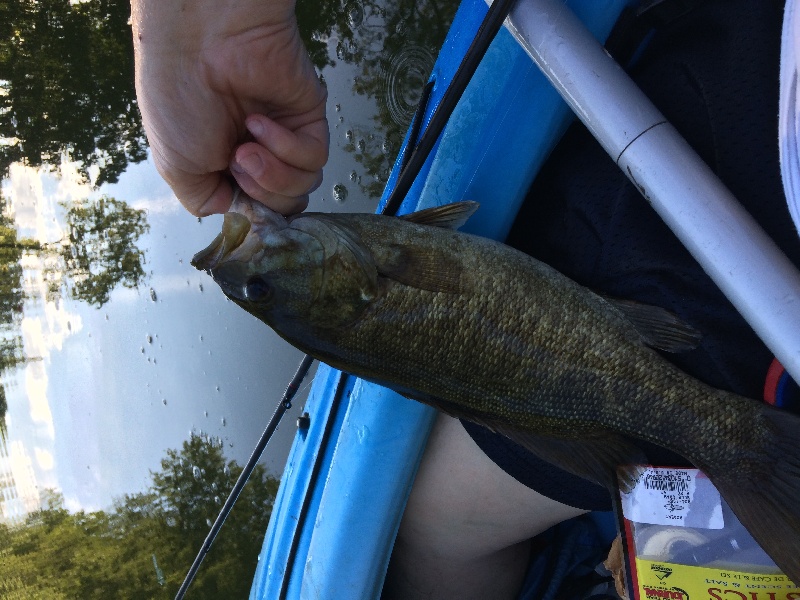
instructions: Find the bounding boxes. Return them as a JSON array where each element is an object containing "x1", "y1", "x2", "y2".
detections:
[
  {"x1": 0, "y1": 434, "x2": 279, "y2": 598},
  {"x1": 0, "y1": 0, "x2": 147, "y2": 186},
  {"x1": 46, "y1": 195, "x2": 150, "y2": 307},
  {"x1": 148, "y1": 433, "x2": 280, "y2": 597}
]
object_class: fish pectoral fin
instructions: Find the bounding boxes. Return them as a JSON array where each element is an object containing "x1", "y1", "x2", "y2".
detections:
[
  {"x1": 604, "y1": 297, "x2": 701, "y2": 353},
  {"x1": 492, "y1": 423, "x2": 647, "y2": 492},
  {"x1": 399, "y1": 201, "x2": 479, "y2": 230},
  {"x1": 377, "y1": 244, "x2": 464, "y2": 294}
]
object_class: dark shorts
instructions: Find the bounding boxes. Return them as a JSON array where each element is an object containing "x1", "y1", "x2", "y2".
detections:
[{"x1": 462, "y1": 0, "x2": 800, "y2": 512}]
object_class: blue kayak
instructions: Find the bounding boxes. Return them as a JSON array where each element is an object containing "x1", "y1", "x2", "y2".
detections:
[{"x1": 250, "y1": 1, "x2": 635, "y2": 597}]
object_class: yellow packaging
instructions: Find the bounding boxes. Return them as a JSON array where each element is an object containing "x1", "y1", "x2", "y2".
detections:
[
  {"x1": 633, "y1": 558, "x2": 800, "y2": 600},
  {"x1": 617, "y1": 466, "x2": 799, "y2": 600}
]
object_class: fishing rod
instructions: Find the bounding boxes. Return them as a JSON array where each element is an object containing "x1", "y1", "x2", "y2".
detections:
[
  {"x1": 175, "y1": 0, "x2": 516, "y2": 596},
  {"x1": 174, "y1": 355, "x2": 313, "y2": 600},
  {"x1": 382, "y1": 0, "x2": 518, "y2": 216}
]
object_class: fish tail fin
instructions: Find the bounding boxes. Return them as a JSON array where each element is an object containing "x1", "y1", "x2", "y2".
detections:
[{"x1": 705, "y1": 406, "x2": 800, "y2": 585}]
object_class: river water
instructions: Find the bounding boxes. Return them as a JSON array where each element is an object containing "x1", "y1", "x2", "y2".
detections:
[{"x1": 0, "y1": 0, "x2": 457, "y2": 593}]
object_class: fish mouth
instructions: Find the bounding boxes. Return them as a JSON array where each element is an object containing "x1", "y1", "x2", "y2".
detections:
[{"x1": 191, "y1": 212, "x2": 252, "y2": 271}]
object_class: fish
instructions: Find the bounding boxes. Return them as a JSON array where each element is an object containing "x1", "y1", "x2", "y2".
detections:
[{"x1": 192, "y1": 194, "x2": 800, "y2": 583}]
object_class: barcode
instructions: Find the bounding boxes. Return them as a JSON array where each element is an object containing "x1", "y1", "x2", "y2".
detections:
[{"x1": 642, "y1": 473, "x2": 690, "y2": 494}]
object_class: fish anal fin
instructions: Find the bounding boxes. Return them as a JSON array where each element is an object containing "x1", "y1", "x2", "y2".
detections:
[
  {"x1": 491, "y1": 423, "x2": 647, "y2": 492},
  {"x1": 377, "y1": 244, "x2": 463, "y2": 294},
  {"x1": 399, "y1": 201, "x2": 479, "y2": 230},
  {"x1": 605, "y1": 297, "x2": 701, "y2": 353}
]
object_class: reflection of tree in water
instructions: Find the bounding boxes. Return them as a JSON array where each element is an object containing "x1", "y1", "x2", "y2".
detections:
[
  {"x1": 0, "y1": 0, "x2": 146, "y2": 186},
  {"x1": 0, "y1": 0, "x2": 455, "y2": 199},
  {"x1": 297, "y1": 0, "x2": 458, "y2": 198},
  {"x1": 0, "y1": 189, "x2": 149, "y2": 430},
  {"x1": 45, "y1": 196, "x2": 149, "y2": 307},
  {"x1": 0, "y1": 190, "x2": 28, "y2": 439}
]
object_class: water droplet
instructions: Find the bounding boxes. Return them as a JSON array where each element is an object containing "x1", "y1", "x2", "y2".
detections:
[
  {"x1": 347, "y1": 2, "x2": 364, "y2": 28},
  {"x1": 162, "y1": 398, "x2": 167, "y2": 406},
  {"x1": 345, "y1": 129, "x2": 354, "y2": 141},
  {"x1": 204, "y1": 410, "x2": 208, "y2": 418},
  {"x1": 214, "y1": 495, "x2": 221, "y2": 505},
  {"x1": 357, "y1": 138, "x2": 366, "y2": 152},
  {"x1": 199, "y1": 335, "x2": 203, "y2": 342},
  {"x1": 357, "y1": 425, "x2": 370, "y2": 443},
  {"x1": 335, "y1": 103, "x2": 341, "y2": 112},
  {"x1": 349, "y1": 171, "x2": 358, "y2": 182},
  {"x1": 206, "y1": 518, "x2": 213, "y2": 527},
  {"x1": 221, "y1": 417, "x2": 226, "y2": 427},
  {"x1": 336, "y1": 41, "x2": 345, "y2": 60},
  {"x1": 192, "y1": 465, "x2": 201, "y2": 479},
  {"x1": 215, "y1": 385, "x2": 220, "y2": 392},
  {"x1": 333, "y1": 184, "x2": 348, "y2": 203},
  {"x1": 149, "y1": 288, "x2": 158, "y2": 302},
  {"x1": 146, "y1": 335, "x2": 152, "y2": 344},
  {"x1": 198, "y1": 283, "x2": 204, "y2": 293},
  {"x1": 223, "y1": 464, "x2": 231, "y2": 478}
]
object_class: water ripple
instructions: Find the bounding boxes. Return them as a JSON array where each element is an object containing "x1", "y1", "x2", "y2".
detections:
[{"x1": 383, "y1": 45, "x2": 435, "y2": 127}]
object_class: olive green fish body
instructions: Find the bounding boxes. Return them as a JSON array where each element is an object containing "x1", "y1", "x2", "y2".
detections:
[
  {"x1": 193, "y1": 197, "x2": 800, "y2": 582},
  {"x1": 271, "y1": 213, "x2": 757, "y2": 471}
]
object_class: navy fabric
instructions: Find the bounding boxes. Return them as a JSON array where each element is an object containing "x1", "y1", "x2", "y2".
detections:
[
  {"x1": 463, "y1": 0, "x2": 798, "y2": 513},
  {"x1": 515, "y1": 512, "x2": 621, "y2": 600}
]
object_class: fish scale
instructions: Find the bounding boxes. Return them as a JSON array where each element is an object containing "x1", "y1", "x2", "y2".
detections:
[{"x1": 193, "y1": 195, "x2": 800, "y2": 583}]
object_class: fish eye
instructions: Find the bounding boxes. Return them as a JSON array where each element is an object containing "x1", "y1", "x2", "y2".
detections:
[{"x1": 244, "y1": 276, "x2": 272, "y2": 302}]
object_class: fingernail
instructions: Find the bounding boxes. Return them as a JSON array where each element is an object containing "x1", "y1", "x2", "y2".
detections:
[
  {"x1": 235, "y1": 153, "x2": 263, "y2": 177},
  {"x1": 246, "y1": 119, "x2": 265, "y2": 138}
]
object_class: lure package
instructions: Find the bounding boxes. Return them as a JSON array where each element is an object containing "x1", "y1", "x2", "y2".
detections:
[{"x1": 614, "y1": 466, "x2": 800, "y2": 600}]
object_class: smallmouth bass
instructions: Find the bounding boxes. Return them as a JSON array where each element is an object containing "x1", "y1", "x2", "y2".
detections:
[{"x1": 193, "y1": 194, "x2": 800, "y2": 582}]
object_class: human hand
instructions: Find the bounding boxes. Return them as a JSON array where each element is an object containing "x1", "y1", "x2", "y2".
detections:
[{"x1": 131, "y1": 0, "x2": 328, "y2": 216}]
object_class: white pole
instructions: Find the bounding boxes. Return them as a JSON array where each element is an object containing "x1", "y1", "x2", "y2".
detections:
[{"x1": 503, "y1": 0, "x2": 800, "y2": 383}]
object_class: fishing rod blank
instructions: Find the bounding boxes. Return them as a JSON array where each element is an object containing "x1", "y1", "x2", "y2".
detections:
[{"x1": 174, "y1": 354, "x2": 314, "y2": 600}]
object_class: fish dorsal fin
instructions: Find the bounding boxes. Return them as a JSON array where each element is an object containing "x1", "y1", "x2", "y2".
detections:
[
  {"x1": 605, "y1": 297, "x2": 701, "y2": 353},
  {"x1": 399, "y1": 201, "x2": 479, "y2": 230},
  {"x1": 377, "y1": 244, "x2": 463, "y2": 294}
]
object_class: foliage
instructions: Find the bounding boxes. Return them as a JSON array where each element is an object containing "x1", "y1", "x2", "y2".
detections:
[
  {"x1": 0, "y1": 434, "x2": 279, "y2": 599},
  {"x1": 0, "y1": 0, "x2": 147, "y2": 186},
  {"x1": 0, "y1": 189, "x2": 26, "y2": 437},
  {"x1": 46, "y1": 195, "x2": 150, "y2": 307}
]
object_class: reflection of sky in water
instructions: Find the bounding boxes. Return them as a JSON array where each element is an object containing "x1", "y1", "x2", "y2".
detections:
[{"x1": 1, "y1": 30, "x2": 398, "y2": 512}]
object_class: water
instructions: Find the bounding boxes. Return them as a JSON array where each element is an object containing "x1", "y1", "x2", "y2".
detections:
[{"x1": 0, "y1": 0, "x2": 458, "y2": 594}]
